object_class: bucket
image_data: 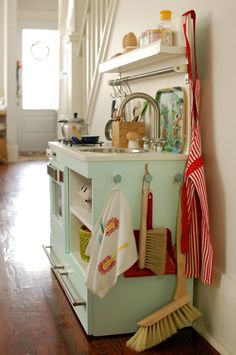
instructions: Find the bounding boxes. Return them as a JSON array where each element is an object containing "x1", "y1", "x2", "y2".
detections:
[{"x1": 79, "y1": 225, "x2": 91, "y2": 262}]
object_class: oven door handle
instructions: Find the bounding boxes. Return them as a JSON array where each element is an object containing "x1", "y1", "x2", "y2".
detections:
[{"x1": 47, "y1": 163, "x2": 64, "y2": 182}]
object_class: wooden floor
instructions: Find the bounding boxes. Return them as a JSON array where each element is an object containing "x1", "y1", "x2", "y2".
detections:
[{"x1": 0, "y1": 160, "x2": 220, "y2": 355}]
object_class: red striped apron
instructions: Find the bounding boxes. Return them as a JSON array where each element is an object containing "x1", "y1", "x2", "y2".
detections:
[{"x1": 181, "y1": 10, "x2": 213, "y2": 285}]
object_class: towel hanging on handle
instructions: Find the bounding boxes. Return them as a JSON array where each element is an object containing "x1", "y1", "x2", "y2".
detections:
[{"x1": 85, "y1": 186, "x2": 138, "y2": 298}]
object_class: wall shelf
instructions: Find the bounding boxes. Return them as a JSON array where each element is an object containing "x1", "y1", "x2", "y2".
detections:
[{"x1": 99, "y1": 41, "x2": 186, "y2": 74}]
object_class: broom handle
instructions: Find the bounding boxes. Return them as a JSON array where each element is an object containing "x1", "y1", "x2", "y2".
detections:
[
  {"x1": 137, "y1": 196, "x2": 191, "y2": 327},
  {"x1": 138, "y1": 200, "x2": 190, "y2": 327},
  {"x1": 147, "y1": 191, "x2": 153, "y2": 229},
  {"x1": 138, "y1": 180, "x2": 149, "y2": 269},
  {"x1": 173, "y1": 198, "x2": 189, "y2": 300}
]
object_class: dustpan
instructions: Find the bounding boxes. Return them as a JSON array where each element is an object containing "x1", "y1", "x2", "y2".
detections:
[{"x1": 124, "y1": 167, "x2": 176, "y2": 277}]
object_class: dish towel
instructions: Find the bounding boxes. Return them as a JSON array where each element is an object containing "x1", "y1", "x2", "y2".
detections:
[{"x1": 85, "y1": 186, "x2": 138, "y2": 298}]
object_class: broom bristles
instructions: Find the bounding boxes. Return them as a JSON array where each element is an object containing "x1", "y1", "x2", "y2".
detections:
[
  {"x1": 126, "y1": 302, "x2": 201, "y2": 352},
  {"x1": 145, "y1": 232, "x2": 167, "y2": 275}
]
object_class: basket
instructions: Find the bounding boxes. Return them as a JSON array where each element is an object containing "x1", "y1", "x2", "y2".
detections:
[{"x1": 79, "y1": 225, "x2": 91, "y2": 262}]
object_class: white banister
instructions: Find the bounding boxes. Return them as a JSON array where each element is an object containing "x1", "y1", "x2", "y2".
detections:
[
  {"x1": 78, "y1": 0, "x2": 118, "y2": 123},
  {"x1": 58, "y1": 0, "x2": 117, "y2": 127}
]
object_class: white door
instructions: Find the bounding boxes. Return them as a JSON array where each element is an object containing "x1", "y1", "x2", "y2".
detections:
[{"x1": 17, "y1": 20, "x2": 59, "y2": 152}]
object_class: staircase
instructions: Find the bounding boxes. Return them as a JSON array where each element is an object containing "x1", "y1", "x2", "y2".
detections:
[{"x1": 58, "y1": 0, "x2": 118, "y2": 127}]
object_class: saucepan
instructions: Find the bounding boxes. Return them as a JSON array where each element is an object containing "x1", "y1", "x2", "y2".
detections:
[
  {"x1": 80, "y1": 135, "x2": 100, "y2": 144},
  {"x1": 59, "y1": 117, "x2": 88, "y2": 140},
  {"x1": 71, "y1": 135, "x2": 100, "y2": 144}
]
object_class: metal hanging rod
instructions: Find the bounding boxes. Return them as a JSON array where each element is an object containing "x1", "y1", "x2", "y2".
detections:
[{"x1": 108, "y1": 64, "x2": 188, "y2": 86}]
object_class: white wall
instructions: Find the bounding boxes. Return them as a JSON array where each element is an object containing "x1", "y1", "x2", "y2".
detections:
[
  {"x1": 3, "y1": 0, "x2": 18, "y2": 161},
  {"x1": 90, "y1": 1, "x2": 236, "y2": 354},
  {"x1": 0, "y1": 0, "x2": 4, "y2": 97}
]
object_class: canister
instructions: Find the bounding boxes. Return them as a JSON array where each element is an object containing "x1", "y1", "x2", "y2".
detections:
[{"x1": 145, "y1": 29, "x2": 162, "y2": 44}]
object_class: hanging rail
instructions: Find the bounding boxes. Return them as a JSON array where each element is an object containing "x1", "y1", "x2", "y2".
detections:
[{"x1": 108, "y1": 64, "x2": 188, "y2": 86}]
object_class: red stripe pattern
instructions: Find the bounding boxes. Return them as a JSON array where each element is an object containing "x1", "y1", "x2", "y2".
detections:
[{"x1": 181, "y1": 11, "x2": 213, "y2": 285}]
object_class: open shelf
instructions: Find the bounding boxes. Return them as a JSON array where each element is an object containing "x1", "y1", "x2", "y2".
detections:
[
  {"x1": 70, "y1": 205, "x2": 93, "y2": 231},
  {"x1": 99, "y1": 41, "x2": 186, "y2": 74}
]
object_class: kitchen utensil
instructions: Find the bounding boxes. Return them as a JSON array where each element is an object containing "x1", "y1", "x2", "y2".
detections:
[
  {"x1": 127, "y1": 197, "x2": 201, "y2": 352},
  {"x1": 104, "y1": 98, "x2": 120, "y2": 141},
  {"x1": 132, "y1": 100, "x2": 142, "y2": 121},
  {"x1": 59, "y1": 113, "x2": 88, "y2": 140},
  {"x1": 112, "y1": 121, "x2": 145, "y2": 148},
  {"x1": 104, "y1": 120, "x2": 113, "y2": 141}
]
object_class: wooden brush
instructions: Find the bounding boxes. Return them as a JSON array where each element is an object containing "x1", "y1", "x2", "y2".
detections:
[
  {"x1": 127, "y1": 196, "x2": 202, "y2": 352},
  {"x1": 138, "y1": 164, "x2": 167, "y2": 275},
  {"x1": 144, "y1": 227, "x2": 168, "y2": 275}
]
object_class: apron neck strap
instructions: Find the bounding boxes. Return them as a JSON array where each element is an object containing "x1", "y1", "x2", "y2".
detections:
[{"x1": 182, "y1": 10, "x2": 198, "y2": 81}]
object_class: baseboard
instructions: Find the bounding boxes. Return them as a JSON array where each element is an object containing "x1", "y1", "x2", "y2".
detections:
[
  {"x1": 7, "y1": 143, "x2": 18, "y2": 162},
  {"x1": 193, "y1": 323, "x2": 234, "y2": 355},
  {"x1": 194, "y1": 269, "x2": 236, "y2": 355}
]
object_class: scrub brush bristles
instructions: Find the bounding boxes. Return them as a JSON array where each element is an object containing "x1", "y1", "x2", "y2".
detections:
[
  {"x1": 126, "y1": 302, "x2": 201, "y2": 352},
  {"x1": 145, "y1": 231, "x2": 167, "y2": 275}
]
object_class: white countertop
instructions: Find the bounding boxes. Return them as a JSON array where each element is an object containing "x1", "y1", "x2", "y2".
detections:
[{"x1": 48, "y1": 141, "x2": 188, "y2": 162}]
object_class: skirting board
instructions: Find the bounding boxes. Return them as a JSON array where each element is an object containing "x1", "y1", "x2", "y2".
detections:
[
  {"x1": 7, "y1": 143, "x2": 18, "y2": 162},
  {"x1": 193, "y1": 323, "x2": 234, "y2": 355},
  {"x1": 194, "y1": 268, "x2": 236, "y2": 355}
]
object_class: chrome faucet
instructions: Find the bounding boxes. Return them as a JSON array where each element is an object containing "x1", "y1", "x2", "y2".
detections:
[{"x1": 117, "y1": 92, "x2": 161, "y2": 150}]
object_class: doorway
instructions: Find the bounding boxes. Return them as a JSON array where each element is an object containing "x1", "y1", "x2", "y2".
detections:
[{"x1": 17, "y1": 20, "x2": 59, "y2": 152}]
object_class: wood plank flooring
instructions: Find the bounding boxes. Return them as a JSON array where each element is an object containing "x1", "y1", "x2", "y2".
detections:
[{"x1": 0, "y1": 160, "x2": 220, "y2": 355}]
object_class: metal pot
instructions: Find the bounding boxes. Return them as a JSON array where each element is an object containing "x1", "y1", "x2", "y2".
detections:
[{"x1": 59, "y1": 118, "x2": 88, "y2": 139}]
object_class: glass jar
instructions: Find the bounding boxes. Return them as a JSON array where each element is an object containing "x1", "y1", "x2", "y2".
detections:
[
  {"x1": 139, "y1": 31, "x2": 149, "y2": 47},
  {"x1": 158, "y1": 10, "x2": 173, "y2": 46},
  {"x1": 145, "y1": 29, "x2": 162, "y2": 44}
]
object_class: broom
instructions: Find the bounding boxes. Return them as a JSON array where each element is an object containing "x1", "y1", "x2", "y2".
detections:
[
  {"x1": 127, "y1": 197, "x2": 202, "y2": 352},
  {"x1": 138, "y1": 164, "x2": 167, "y2": 275}
]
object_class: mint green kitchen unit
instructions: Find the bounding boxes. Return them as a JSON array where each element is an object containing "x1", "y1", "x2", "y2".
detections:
[{"x1": 45, "y1": 141, "x2": 193, "y2": 336}]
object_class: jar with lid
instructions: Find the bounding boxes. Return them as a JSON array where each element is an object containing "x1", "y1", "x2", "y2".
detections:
[
  {"x1": 158, "y1": 10, "x2": 173, "y2": 46},
  {"x1": 139, "y1": 31, "x2": 149, "y2": 47},
  {"x1": 145, "y1": 29, "x2": 162, "y2": 44}
]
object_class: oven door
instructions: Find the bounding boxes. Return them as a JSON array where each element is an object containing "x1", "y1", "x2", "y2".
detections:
[{"x1": 47, "y1": 160, "x2": 69, "y2": 258}]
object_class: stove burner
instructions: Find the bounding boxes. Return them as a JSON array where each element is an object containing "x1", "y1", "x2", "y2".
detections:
[{"x1": 57, "y1": 139, "x2": 103, "y2": 147}]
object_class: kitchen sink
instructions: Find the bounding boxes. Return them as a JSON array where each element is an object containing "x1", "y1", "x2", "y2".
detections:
[{"x1": 77, "y1": 147, "x2": 146, "y2": 153}]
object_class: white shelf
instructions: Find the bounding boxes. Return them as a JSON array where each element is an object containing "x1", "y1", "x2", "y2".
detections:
[
  {"x1": 99, "y1": 41, "x2": 186, "y2": 74},
  {"x1": 70, "y1": 205, "x2": 93, "y2": 231}
]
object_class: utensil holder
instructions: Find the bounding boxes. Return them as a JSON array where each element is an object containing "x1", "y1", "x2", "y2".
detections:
[{"x1": 112, "y1": 121, "x2": 145, "y2": 148}]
